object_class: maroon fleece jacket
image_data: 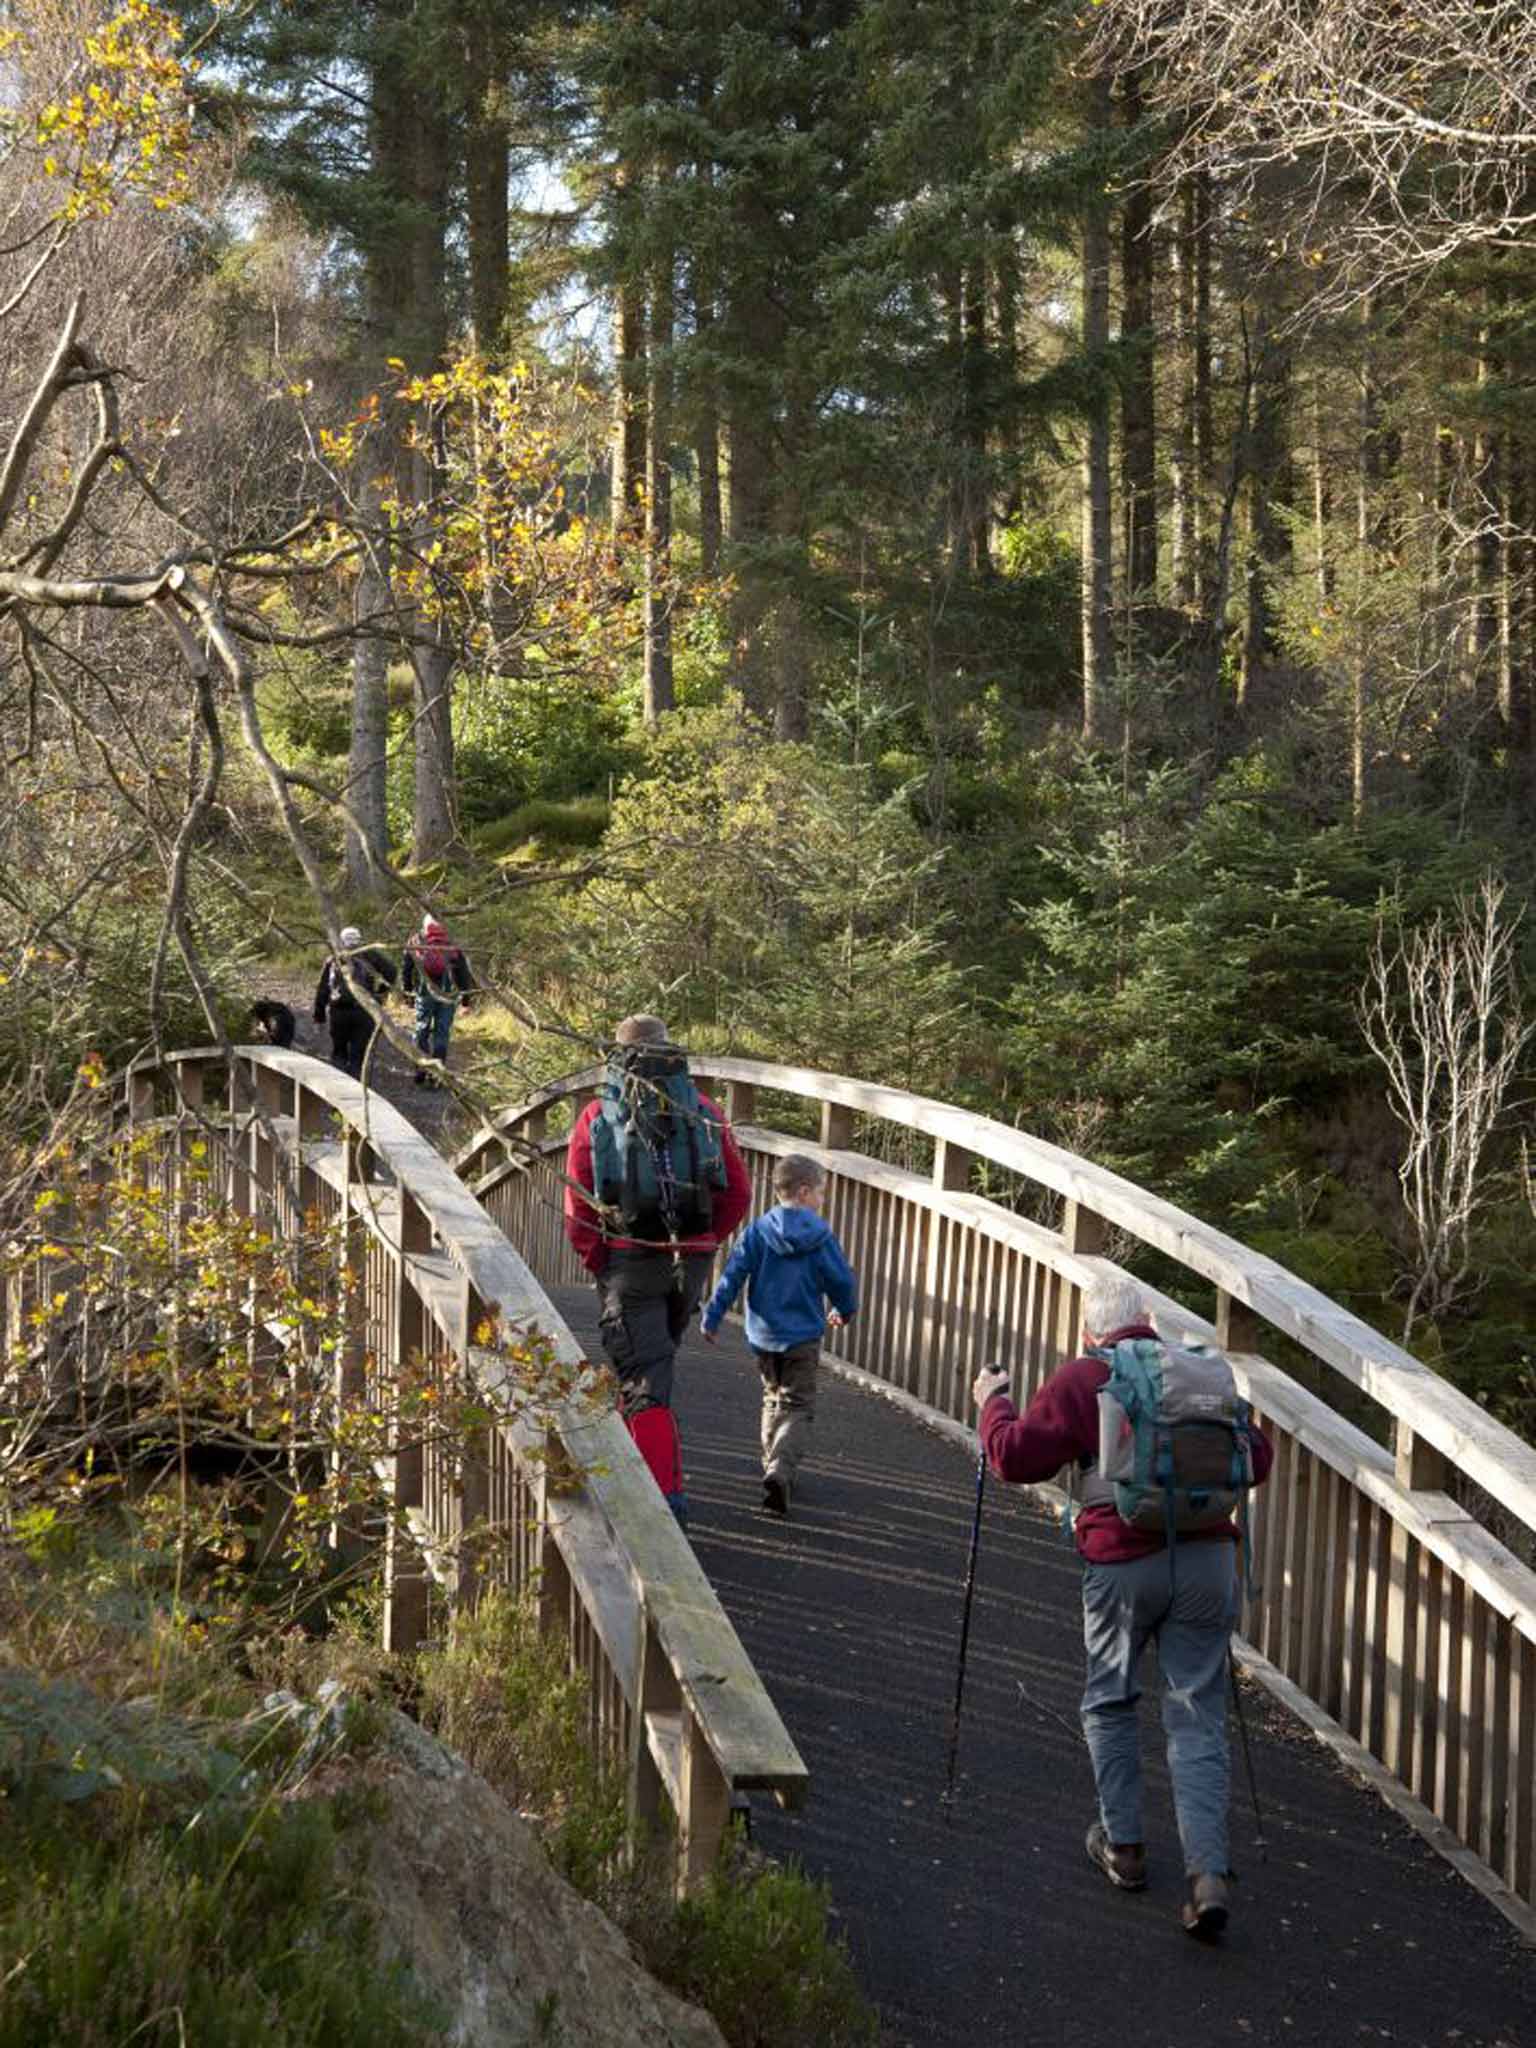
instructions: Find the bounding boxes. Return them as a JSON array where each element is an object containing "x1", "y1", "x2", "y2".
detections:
[{"x1": 978, "y1": 1322, "x2": 1274, "y2": 1565}]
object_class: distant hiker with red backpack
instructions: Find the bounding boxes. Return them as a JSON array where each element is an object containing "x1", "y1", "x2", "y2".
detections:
[
  {"x1": 401, "y1": 914, "x2": 474, "y2": 1086},
  {"x1": 563, "y1": 1015, "x2": 751, "y2": 1527},
  {"x1": 971, "y1": 1275, "x2": 1273, "y2": 1940}
]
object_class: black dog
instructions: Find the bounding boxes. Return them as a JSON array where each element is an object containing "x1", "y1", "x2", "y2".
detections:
[{"x1": 250, "y1": 999, "x2": 297, "y2": 1049}]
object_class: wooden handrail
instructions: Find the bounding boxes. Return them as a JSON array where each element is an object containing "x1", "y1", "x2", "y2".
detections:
[
  {"x1": 464, "y1": 1055, "x2": 1536, "y2": 1929},
  {"x1": 60, "y1": 1046, "x2": 808, "y2": 1887}
]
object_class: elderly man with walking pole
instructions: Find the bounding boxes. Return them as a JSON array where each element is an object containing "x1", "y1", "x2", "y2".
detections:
[{"x1": 972, "y1": 1274, "x2": 1273, "y2": 1939}]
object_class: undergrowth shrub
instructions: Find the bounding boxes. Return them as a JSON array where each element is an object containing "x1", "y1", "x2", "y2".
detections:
[{"x1": 420, "y1": 1592, "x2": 880, "y2": 2048}]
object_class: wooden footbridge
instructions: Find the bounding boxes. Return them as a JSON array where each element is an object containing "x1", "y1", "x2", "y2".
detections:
[{"x1": 11, "y1": 1046, "x2": 1536, "y2": 2046}]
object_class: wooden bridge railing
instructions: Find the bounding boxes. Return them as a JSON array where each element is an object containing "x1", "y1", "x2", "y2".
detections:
[
  {"x1": 7, "y1": 1047, "x2": 806, "y2": 1889},
  {"x1": 460, "y1": 1055, "x2": 1536, "y2": 1935}
]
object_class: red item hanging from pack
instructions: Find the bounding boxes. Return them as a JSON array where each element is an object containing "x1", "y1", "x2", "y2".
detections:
[{"x1": 627, "y1": 1405, "x2": 687, "y2": 1525}]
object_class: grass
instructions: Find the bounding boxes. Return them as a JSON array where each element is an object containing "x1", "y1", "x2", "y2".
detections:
[
  {"x1": 0, "y1": 1533, "x2": 444, "y2": 2047},
  {"x1": 473, "y1": 796, "x2": 612, "y2": 859}
]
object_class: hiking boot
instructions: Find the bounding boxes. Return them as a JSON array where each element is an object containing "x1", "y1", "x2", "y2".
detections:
[
  {"x1": 761, "y1": 1474, "x2": 788, "y2": 1517},
  {"x1": 1085, "y1": 1822, "x2": 1146, "y2": 1891},
  {"x1": 1181, "y1": 1872, "x2": 1230, "y2": 1939}
]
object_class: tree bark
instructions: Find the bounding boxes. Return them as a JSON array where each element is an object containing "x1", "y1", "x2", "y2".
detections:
[
  {"x1": 611, "y1": 281, "x2": 647, "y2": 541},
  {"x1": 644, "y1": 236, "x2": 676, "y2": 724},
  {"x1": 1171, "y1": 179, "x2": 1198, "y2": 608},
  {"x1": 1080, "y1": 73, "x2": 1114, "y2": 744},
  {"x1": 1240, "y1": 309, "x2": 1293, "y2": 702},
  {"x1": 345, "y1": 461, "x2": 391, "y2": 897},
  {"x1": 463, "y1": 19, "x2": 510, "y2": 358},
  {"x1": 1120, "y1": 78, "x2": 1157, "y2": 603},
  {"x1": 1193, "y1": 171, "x2": 1215, "y2": 604}
]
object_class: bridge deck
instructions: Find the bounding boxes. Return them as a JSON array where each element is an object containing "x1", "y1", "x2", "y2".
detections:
[{"x1": 548, "y1": 1284, "x2": 1534, "y2": 2048}]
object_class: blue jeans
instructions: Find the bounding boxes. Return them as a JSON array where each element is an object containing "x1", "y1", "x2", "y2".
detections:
[
  {"x1": 413, "y1": 992, "x2": 456, "y2": 1062},
  {"x1": 1080, "y1": 1542, "x2": 1238, "y2": 1877}
]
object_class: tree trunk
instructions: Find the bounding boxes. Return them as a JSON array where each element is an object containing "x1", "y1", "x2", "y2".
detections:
[
  {"x1": 611, "y1": 280, "x2": 647, "y2": 541},
  {"x1": 1120, "y1": 78, "x2": 1157, "y2": 603},
  {"x1": 412, "y1": 631, "x2": 456, "y2": 864},
  {"x1": 462, "y1": 0, "x2": 510, "y2": 358},
  {"x1": 691, "y1": 265, "x2": 722, "y2": 576},
  {"x1": 1171, "y1": 179, "x2": 1198, "y2": 608},
  {"x1": 1240, "y1": 312, "x2": 1292, "y2": 702},
  {"x1": 1080, "y1": 74, "x2": 1114, "y2": 744},
  {"x1": 964, "y1": 260, "x2": 992, "y2": 581},
  {"x1": 1312, "y1": 378, "x2": 1333, "y2": 607},
  {"x1": 1193, "y1": 171, "x2": 1215, "y2": 605},
  {"x1": 345, "y1": 463, "x2": 391, "y2": 897},
  {"x1": 644, "y1": 237, "x2": 676, "y2": 724}
]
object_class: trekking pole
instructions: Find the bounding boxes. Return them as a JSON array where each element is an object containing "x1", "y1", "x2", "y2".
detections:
[
  {"x1": 1228, "y1": 1647, "x2": 1268, "y2": 1862},
  {"x1": 942, "y1": 1443, "x2": 987, "y2": 1816}
]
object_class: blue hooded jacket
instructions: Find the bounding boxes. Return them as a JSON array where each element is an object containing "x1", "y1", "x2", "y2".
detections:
[{"x1": 701, "y1": 1203, "x2": 859, "y2": 1353}]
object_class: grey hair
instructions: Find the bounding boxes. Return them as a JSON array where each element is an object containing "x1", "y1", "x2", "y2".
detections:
[
  {"x1": 1080, "y1": 1274, "x2": 1147, "y2": 1343},
  {"x1": 614, "y1": 1014, "x2": 669, "y2": 1046},
  {"x1": 773, "y1": 1153, "x2": 826, "y2": 1197}
]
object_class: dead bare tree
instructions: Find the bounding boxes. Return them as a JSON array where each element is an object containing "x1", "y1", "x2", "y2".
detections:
[
  {"x1": 1358, "y1": 876, "x2": 1534, "y2": 1341},
  {"x1": 1098, "y1": 0, "x2": 1536, "y2": 297}
]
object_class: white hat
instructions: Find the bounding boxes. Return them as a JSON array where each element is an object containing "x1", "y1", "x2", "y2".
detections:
[{"x1": 339, "y1": 925, "x2": 362, "y2": 948}]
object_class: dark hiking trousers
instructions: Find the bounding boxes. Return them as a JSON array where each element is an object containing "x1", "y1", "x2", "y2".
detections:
[
  {"x1": 328, "y1": 1009, "x2": 376, "y2": 1081},
  {"x1": 595, "y1": 1250, "x2": 714, "y2": 1415},
  {"x1": 754, "y1": 1338, "x2": 820, "y2": 1491}
]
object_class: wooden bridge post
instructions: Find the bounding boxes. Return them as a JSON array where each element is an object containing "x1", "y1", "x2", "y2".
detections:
[
  {"x1": 1382, "y1": 1423, "x2": 1453, "y2": 1784},
  {"x1": 628, "y1": 1610, "x2": 673, "y2": 1839},
  {"x1": 679, "y1": 1712, "x2": 732, "y2": 1895},
  {"x1": 725, "y1": 1079, "x2": 757, "y2": 1126},
  {"x1": 819, "y1": 1100, "x2": 855, "y2": 1151},
  {"x1": 921, "y1": 1141, "x2": 975, "y2": 1416},
  {"x1": 456, "y1": 1276, "x2": 493, "y2": 1609},
  {"x1": 535, "y1": 1420, "x2": 574, "y2": 1638},
  {"x1": 384, "y1": 1188, "x2": 431, "y2": 1654},
  {"x1": 1055, "y1": 1202, "x2": 1108, "y2": 1363}
]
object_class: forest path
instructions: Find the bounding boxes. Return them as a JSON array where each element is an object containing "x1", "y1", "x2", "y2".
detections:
[
  {"x1": 251, "y1": 970, "x2": 466, "y2": 1150},
  {"x1": 544, "y1": 1280, "x2": 1534, "y2": 2048}
]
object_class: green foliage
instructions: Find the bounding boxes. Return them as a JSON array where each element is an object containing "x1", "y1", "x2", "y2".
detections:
[
  {"x1": 0, "y1": 1537, "x2": 439, "y2": 2047},
  {"x1": 998, "y1": 748, "x2": 1511, "y2": 1206},
  {"x1": 419, "y1": 1591, "x2": 629, "y2": 1899},
  {"x1": 640, "y1": 1849, "x2": 878, "y2": 2048},
  {"x1": 421, "y1": 1594, "x2": 878, "y2": 2048},
  {"x1": 560, "y1": 699, "x2": 974, "y2": 1090},
  {"x1": 474, "y1": 796, "x2": 613, "y2": 859},
  {"x1": 0, "y1": 1766, "x2": 441, "y2": 2047},
  {"x1": 453, "y1": 666, "x2": 636, "y2": 825}
]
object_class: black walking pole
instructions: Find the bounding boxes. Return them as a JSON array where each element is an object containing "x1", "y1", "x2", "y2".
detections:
[
  {"x1": 1228, "y1": 1647, "x2": 1268, "y2": 1862},
  {"x1": 943, "y1": 1442, "x2": 987, "y2": 1815}
]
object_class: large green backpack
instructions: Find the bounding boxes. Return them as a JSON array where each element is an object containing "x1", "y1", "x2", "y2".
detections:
[
  {"x1": 1081, "y1": 1334, "x2": 1255, "y2": 1535},
  {"x1": 587, "y1": 1042, "x2": 727, "y2": 1244}
]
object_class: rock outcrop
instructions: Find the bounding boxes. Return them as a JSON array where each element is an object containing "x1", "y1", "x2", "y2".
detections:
[{"x1": 303, "y1": 1705, "x2": 726, "y2": 2048}]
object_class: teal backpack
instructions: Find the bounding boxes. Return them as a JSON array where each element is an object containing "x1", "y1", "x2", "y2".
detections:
[
  {"x1": 1081, "y1": 1334, "x2": 1255, "y2": 1537},
  {"x1": 588, "y1": 1042, "x2": 727, "y2": 1246}
]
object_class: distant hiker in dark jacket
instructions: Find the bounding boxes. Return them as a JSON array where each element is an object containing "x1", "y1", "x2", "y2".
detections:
[
  {"x1": 701, "y1": 1153, "x2": 857, "y2": 1517},
  {"x1": 312, "y1": 926, "x2": 396, "y2": 1080},
  {"x1": 563, "y1": 1014, "x2": 751, "y2": 1526},
  {"x1": 972, "y1": 1274, "x2": 1273, "y2": 1941},
  {"x1": 401, "y1": 914, "x2": 473, "y2": 1085}
]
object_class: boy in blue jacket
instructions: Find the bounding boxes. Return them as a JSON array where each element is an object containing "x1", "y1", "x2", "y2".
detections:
[{"x1": 701, "y1": 1153, "x2": 858, "y2": 1516}]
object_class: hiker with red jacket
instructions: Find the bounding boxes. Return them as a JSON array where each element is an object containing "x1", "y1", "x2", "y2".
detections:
[
  {"x1": 401, "y1": 913, "x2": 474, "y2": 1087},
  {"x1": 563, "y1": 1014, "x2": 751, "y2": 1526},
  {"x1": 972, "y1": 1274, "x2": 1273, "y2": 1941}
]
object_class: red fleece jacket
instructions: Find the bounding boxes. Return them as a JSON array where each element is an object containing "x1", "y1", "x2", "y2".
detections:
[
  {"x1": 979, "y1": 1322, "x2": 1274, "y2": 1565},
  {"x1": 562, "y1": 1092, "x2": 751, "y2": 1274}
]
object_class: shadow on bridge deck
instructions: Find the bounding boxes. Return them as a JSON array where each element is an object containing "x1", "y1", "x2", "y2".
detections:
[{"x1": 548, "y1": 1286, "x2": 1533, "y2": 2048}]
